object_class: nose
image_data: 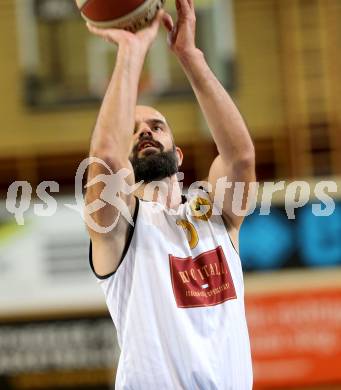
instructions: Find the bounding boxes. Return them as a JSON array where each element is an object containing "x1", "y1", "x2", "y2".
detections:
[{"x1": 136, "y1": 124, "x2": 152, "y2": 139}]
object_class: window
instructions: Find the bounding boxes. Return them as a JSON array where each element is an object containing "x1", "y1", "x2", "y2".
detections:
[{"x1": 16, "y1": 0, "x2": 236, "y2": 108}]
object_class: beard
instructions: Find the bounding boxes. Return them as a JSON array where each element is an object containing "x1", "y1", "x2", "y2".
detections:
[{"x1": 130, "y1": 140, "x2": 179, "y2": 183}]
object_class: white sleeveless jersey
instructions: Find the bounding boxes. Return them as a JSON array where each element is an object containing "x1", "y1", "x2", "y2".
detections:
[{"x1": 92, "y1": 195, "x2": 253, "y2": 389}]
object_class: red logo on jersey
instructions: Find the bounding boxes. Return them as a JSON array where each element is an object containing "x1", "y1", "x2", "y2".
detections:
[{"x1": 169, "y1": 246, "x2": 237, "y2": 308}]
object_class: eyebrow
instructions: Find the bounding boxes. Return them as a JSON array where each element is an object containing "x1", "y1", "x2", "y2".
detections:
[
  {"x1": 146, "y1": 119, "x2": 167, "y2": 126},
  {"x1": 134, "y1": 118, "x2": 167, "y2": 132}
]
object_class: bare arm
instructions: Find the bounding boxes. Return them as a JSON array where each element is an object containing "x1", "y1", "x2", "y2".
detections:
[
  {"x1": 181, "y1": 50, "x2": 256, "y2": 231},
  {"x1": 85, "y1": 16, "x2": 163, "y2": 276},
  {"x1": 163, "y1": 1, "x2": 255, "y2": 243}
]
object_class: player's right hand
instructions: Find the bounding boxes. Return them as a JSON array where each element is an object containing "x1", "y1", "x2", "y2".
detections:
[{"x1": 87, "y1": 10, "x2": 166, "y2": 54}]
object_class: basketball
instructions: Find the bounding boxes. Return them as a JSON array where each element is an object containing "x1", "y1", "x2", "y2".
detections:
[{"x1": 75, "y1": 0, "x2": 166, "y2": 32}]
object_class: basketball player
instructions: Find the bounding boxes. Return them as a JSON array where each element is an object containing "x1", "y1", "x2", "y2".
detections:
[{"x1": 86, "y1": 0, "x2": 255, "y2": 388}]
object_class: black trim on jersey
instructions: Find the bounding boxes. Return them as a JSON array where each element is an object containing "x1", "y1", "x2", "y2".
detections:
[
  {"x1": 227, "y1": 230, "x2": 239, "y2": 256},
  {"x1": 221, "y1": 214, "x2": 240, "y2": 256},
  {"x1": 89, "y1": 197, "x2": 140, "y2": 280}
]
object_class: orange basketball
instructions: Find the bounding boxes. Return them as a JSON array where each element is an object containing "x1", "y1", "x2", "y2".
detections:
[{"x1": 75, "y1": 0, "x2": 165, "y2": 32}]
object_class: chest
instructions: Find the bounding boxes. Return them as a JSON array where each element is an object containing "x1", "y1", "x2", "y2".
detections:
[{"x1": 130, "y1": 208, "x2": 243, "y2": 310}]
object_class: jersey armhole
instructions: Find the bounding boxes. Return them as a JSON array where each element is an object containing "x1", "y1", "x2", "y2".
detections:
[
  {"x1": 89, "y1": 197, "x2": 140, "y2": 280},
  {"x1": 221, "y1": 213, "x2": 240, "y2": 256}
]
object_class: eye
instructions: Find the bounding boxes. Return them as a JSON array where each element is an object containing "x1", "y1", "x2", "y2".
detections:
[{"x1": 153, "y1": 125, "x2": 163, "y2": 132}]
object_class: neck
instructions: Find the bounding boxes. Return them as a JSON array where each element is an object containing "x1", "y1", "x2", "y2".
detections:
[{"x1": 134, "y1": 174, "x2": 182, "y2": 209}]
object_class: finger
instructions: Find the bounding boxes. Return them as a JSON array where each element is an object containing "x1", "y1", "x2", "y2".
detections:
[
  {"x1": 167, "y1": 24, "x2": 178, "y2": 47},
  {"x1": 87, "y1": 23, "x2": 120, "y2": 43},
  {"x1": 87, "y1": 22, "x2": 101, "y2": 33},
  {"x1": 151, "y1": 10, "x2": 169, "y2": 37},
  {"x1": 162, "y1": 12, "x2": 174, "y2": 33},
  {"x1": 148, "y1": 9, "x2": 163, "y2": 31},
  {"x1": 87, "y1": 23, "x2": 107, "y2": 37},
  {"x1": 187, "y1": 0, "x2": 194, "y2": 9},
  {"x1": 137, "y1": 10, "x2": 161, "y2": 39},
  {"x1": 176, "y1": 0, "x2": 191, "y2": 14},
  {"x1": 156, "y1": 9, "x2": 167, "y2": 26}
]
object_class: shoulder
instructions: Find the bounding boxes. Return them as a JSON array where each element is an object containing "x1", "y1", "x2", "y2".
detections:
[{"x1": 89, "y1": 197, "x2": 140, "y2": 280}]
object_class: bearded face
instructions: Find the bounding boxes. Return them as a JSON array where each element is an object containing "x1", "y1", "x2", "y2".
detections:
[
  {"x1": 130, "y1": 106, "x2": 183, "y2": 183},
  {"x1": 130, "y1": 135, "x2": 179, "y2": 183}
]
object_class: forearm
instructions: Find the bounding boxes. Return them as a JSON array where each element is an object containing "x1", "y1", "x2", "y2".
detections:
[
  {"x1": 90, "y1": 44, "x2": 146, "y2": 161},
  {"x1": 180, "y1": 50, "x2": 255, "y2": 165}
]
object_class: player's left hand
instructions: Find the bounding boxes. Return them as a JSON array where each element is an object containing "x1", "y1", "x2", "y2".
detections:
[{"x1": 162, "y1": 0, "x2": 197, "y2": 60}]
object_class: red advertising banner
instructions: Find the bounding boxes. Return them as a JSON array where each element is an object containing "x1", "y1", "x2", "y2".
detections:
[{"x1": 246, "y1": 289, "x2": 341, "y2": 389}]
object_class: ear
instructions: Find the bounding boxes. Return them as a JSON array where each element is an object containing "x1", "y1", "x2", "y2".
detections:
[{"x1": 175, "y1": 146, "x2": 183, "y2": 167}]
